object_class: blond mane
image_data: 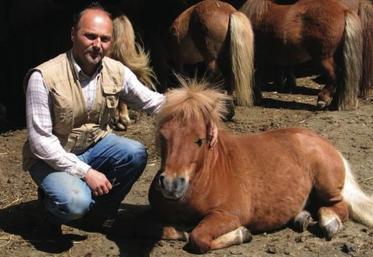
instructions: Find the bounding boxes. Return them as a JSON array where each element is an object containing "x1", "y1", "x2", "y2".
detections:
[
  {"x1": 108, "y1": 15, "x2": 157, "y2": 90},
  {"x1": 156, "y1": 78, "x2": 230, "y2": 131},
  {"x1": 240, "y1": 0, "x2": 270, "y2": 25}
]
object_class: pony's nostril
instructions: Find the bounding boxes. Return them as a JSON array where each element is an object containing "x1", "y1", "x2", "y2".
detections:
[
  {"x1": 175, "y1": 177, "x2": 186, "y2": 191},
  {"x1": 179, "y1": 177, "x2": 186, "y2": 185},
  {"x1": 158, "y1": 174, "x2": 165, "y2": 187}
]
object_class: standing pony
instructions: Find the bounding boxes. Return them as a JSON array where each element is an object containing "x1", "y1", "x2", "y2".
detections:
[
  {"x1": 241, "y1": 0, "x2": 366, "y2": 110},
  {"x1": 107, "y1": 14, "x2": 158, "y2": 130},
  {"x1": 167, "y1": 0, "x2": 255, "y2": 119},
  {"x1": 148, "y1": 79, "x2": 373, "y2": 253}
]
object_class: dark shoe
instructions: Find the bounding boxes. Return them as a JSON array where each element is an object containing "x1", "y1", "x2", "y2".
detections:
[
  {"x1": 34, "y1": 218, "x2": 63, "y2": 239},
  {"x1": 102, "y1": 217, "x2": 132, "y2": 237}
]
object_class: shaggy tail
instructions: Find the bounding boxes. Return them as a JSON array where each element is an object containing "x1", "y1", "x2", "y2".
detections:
[
  {"x1": 341, "y1": 155, "x2": 373, "y2": 227},
  {"x1": 358, "y1": 0, "x2": 373, "y2": 97},
  {"x1": 108, "y1": 14, "x2": 158, "y2": 90},
  {"x1": 229, "y1": 11, "x2": 255, "y2": 106},
  {"x1": 338, "y1": 11, "x2": 362, "y2": 110}
]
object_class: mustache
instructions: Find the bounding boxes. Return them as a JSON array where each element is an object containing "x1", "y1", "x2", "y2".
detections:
[{"x1": 88, "y1": 47, "x2": 102, "y2": 54}]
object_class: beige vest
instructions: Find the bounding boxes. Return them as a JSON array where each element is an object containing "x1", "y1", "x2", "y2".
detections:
[{"x1": 23, "y1": 52, "x2": 124, "y2": 170}]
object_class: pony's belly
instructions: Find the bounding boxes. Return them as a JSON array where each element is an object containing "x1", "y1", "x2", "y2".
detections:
[
  {"x1": 248, "y1": 189, "x2": 311, "y2": 232},
  {"x1": 175, "y1": 38, "x2": 204, "y2": 64},
  {"x1": 248, "y1": 205, "x2": 304, "y2": 232},
  {"x1": 261, "y1": 47, "x2": 312, "y2": 66}
]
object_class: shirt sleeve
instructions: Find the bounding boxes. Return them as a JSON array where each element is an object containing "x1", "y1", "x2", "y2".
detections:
[
  {"x1": 25, "y1": 71, "x2": 91, "y2": 177},
  {"x1": 120, "y1": 66, "x2": 165, "y2": 113}
]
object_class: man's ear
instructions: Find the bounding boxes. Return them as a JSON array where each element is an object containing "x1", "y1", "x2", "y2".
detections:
[{"x1": 71, "y1": 27, "x2": 75, "y2": 42}]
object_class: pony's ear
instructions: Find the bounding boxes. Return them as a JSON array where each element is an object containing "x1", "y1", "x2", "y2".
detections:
[{"x1": 206, "y1": 120, "x2": 218, "y2": 148}]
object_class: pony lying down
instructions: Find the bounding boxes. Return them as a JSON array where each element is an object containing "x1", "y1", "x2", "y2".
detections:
[{"x1": 147, "y1": 79, "x2": 373, "y2": 253}]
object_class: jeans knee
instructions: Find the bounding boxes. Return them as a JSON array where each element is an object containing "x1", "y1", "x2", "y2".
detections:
[
  {"x1": 132, "y1": 146, "x2": 148, "y2": 170},
  {"x1": 49, "y1": 192, "x2": 93, "y2": 222}
]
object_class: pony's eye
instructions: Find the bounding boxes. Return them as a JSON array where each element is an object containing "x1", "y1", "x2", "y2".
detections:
[{"x1": 194, "y1": 138, "x2": 203, "y2": 147}]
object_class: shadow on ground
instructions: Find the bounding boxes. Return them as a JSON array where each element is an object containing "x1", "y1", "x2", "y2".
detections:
[{"x1": 0, "y1": 201, "x2": 163, "y2": 256}]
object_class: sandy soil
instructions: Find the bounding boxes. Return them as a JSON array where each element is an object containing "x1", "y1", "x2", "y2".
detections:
[{"x1": 0, "y1": 77, "x2": 372, "y2": 257}]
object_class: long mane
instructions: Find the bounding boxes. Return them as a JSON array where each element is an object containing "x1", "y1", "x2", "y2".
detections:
[
  {"x1": 240, "y1": 0, "x2": 270, "y2": 25},
  {"x1": 156, "y1": 78, "x2": 230, "y2": 131}
]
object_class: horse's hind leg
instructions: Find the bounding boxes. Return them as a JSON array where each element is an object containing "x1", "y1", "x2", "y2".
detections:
[
  {"x1": 318, "y1": 201, "x2": 348, "y2": 240},
  {"x1": 317, "y1": 58, "x2": 337, "y2": 109},
  {"x1": 314, "y1": 166, "x2": 349, "y2": 240},
  {"x1": 274, "y1": 66, "x2": 297, "y2": 93}
]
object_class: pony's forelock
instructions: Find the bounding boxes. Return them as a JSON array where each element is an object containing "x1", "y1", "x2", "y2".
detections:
[{"x1": 156, "y1": 78, "x2": 230, "y2": 131}]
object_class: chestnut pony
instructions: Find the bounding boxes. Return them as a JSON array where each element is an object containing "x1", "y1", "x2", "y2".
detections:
[
  {"x1": 148, "y1": 79, "x2": 373, "y2": 253},
  {"x1": 167, "y1": 0, "x2": 255, "y2": 120},
  {"x1": 107, "y1": 14, "x2": 158, "y2": 130},
  {"x1": 241, "y1": 0, "x2": 373, "y2": 110}
]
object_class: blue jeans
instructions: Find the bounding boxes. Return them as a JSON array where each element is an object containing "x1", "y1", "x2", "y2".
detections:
[{"x1": 29, "y1": 133, "x2": 147, "y2": 224}]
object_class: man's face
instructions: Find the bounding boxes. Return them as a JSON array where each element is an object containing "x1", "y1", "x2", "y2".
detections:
[{"x1": 71, "y1": 9, "x2": 113, "y2": 73}]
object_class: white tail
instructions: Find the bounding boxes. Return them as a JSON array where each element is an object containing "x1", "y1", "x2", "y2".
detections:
[
  {"x1": 229, "y1": 11, "x2": 255, "y2": 107},
  {"x1": 341, "y1": 154, "x2": 373, "y2": 226}
]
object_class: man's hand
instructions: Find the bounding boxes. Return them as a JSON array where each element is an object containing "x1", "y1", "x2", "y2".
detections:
[
  {"x1": 207, "y1": 121, "x2": 218, "y2": 149},
  {"x1": 84, "y1": 168, "x2": 112, "y2": 196}
]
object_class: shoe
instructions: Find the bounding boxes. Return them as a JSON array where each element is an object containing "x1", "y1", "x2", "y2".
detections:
[
  {"x1": 35, "y1": 218, "x2": 63, "y2": 239},
  {"x1": 101, "y1": 217, "x2": 127, "y2": 237},
  {"x1": 101, "y1": 211, "x2": 138, "y2": 237}
]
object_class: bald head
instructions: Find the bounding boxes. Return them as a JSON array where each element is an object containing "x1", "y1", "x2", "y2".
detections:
[
  {"x1": 71, "y1": 7, "x2": 113, "y2": 76},
  {"x1": 73, "y1": 2, "x2": 112, "y2": 29}
]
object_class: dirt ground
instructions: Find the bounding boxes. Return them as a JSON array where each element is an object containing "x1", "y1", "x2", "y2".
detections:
[{"x1": 0, "y1": 77, "x2": 372, "y2": 257}]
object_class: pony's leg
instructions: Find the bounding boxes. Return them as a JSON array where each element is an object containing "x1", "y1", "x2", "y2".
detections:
[
  {"x1": 210, "y1": 226, "x2": 252, "y2": 250},
  {"x1": 114, "y1": 102, "x2": 133, "y2": 131},
  {"x1": 161, "y1": 226, "x2": 189, "y2": 241},
  {"x1": 293, "y1": 210, "x2": 314, "y2": 232},
  {"x1": 318, "y1": 201, "x2": 348, "y2": 240},
  {"x1": 253, "y1": 68, "x2": 263, "y2": 105},
  {"x1": 274, "y1": 66, "x2": 296, "y2": 92},
  {"x1": 188, "y1": 211, "x2": 243, "y2": 253},
  {"x1": 314, "y1": 177, "x2": 349, "y2": 239},
  {"x1": 285, "y1": 67, "x2": 297, "y2": 89},
  {"x1": 273, "y1": 67, "x2": 287, "y2": 92},
  {"x1": 317, "y1": 58, "x2": 337, "y2": 109}
]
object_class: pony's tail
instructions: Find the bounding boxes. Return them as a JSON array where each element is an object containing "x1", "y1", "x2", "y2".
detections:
[
  {"x1": 338, "y1": 11, "x2": 362, "y2": 110},
  {"x1": 358, "y1": 0, "x2": 373, "y2": 97},
  {"x1": 229, "y1": 11, "x2": 255, "y2": 106},
  {"x1": 108, "y1": 14, "x2": 158, "y2": 91},
  {"x1": 341, "y1": 155, "x2": 373, "y2": 227}
]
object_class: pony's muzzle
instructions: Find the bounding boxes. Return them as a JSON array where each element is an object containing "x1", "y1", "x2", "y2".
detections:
[{"x1": 157, "y1": 173, "x2": 189, "y2": 200}]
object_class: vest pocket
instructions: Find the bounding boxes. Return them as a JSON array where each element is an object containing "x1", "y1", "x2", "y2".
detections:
[
  {"x1": 64, "y1": 127, "x2": 104, "y2": 154},
  {"x1": 100, "y1": 92, "x2": 120, "y2": 125},
  {"x1": 50, "y1": 88, "x2": 74, "y2": 135}
]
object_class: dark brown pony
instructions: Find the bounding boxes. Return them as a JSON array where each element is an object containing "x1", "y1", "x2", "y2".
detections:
[
  {"x1": 167, "y1": 0, "x2": 255, "y2": 114},
  {"x1": 148, "y1": 79, "x2": 373, "y2": 253},
  {"x1": 240, "y1": 0, "x2": 372, "y2": 110}
]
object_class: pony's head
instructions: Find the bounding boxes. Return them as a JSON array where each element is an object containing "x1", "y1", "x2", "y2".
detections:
[{"x1": 155, "y1": 78, "x2": 230, "y2": 200}]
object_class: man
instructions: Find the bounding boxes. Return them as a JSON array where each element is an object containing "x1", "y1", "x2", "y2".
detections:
[{"x1": 23, "y1": 3, "x2": 217, "y2": 236}]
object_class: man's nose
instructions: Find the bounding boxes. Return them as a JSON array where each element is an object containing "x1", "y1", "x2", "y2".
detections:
[{"x1": 92, "y1": 38, "x2": 101, "y2": 48}]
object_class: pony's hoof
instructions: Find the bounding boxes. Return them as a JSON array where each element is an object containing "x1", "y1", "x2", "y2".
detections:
[
  {"x1": 113, "y1": 123, "x2": 127, "y2": 131},
  {"x1": 293, "y1": 210, "x2": 313, "y2": 232},
  {"x1": 317, "y1": 100, "x2": 327, "y2": 109},
  {"x1": 322, "y1": 218, "x2": 343, "y2": 241}
]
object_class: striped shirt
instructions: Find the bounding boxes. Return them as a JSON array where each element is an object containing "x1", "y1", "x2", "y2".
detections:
[{"x1": 25, "y1": 58, "x2": 165, "y2": 177}]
